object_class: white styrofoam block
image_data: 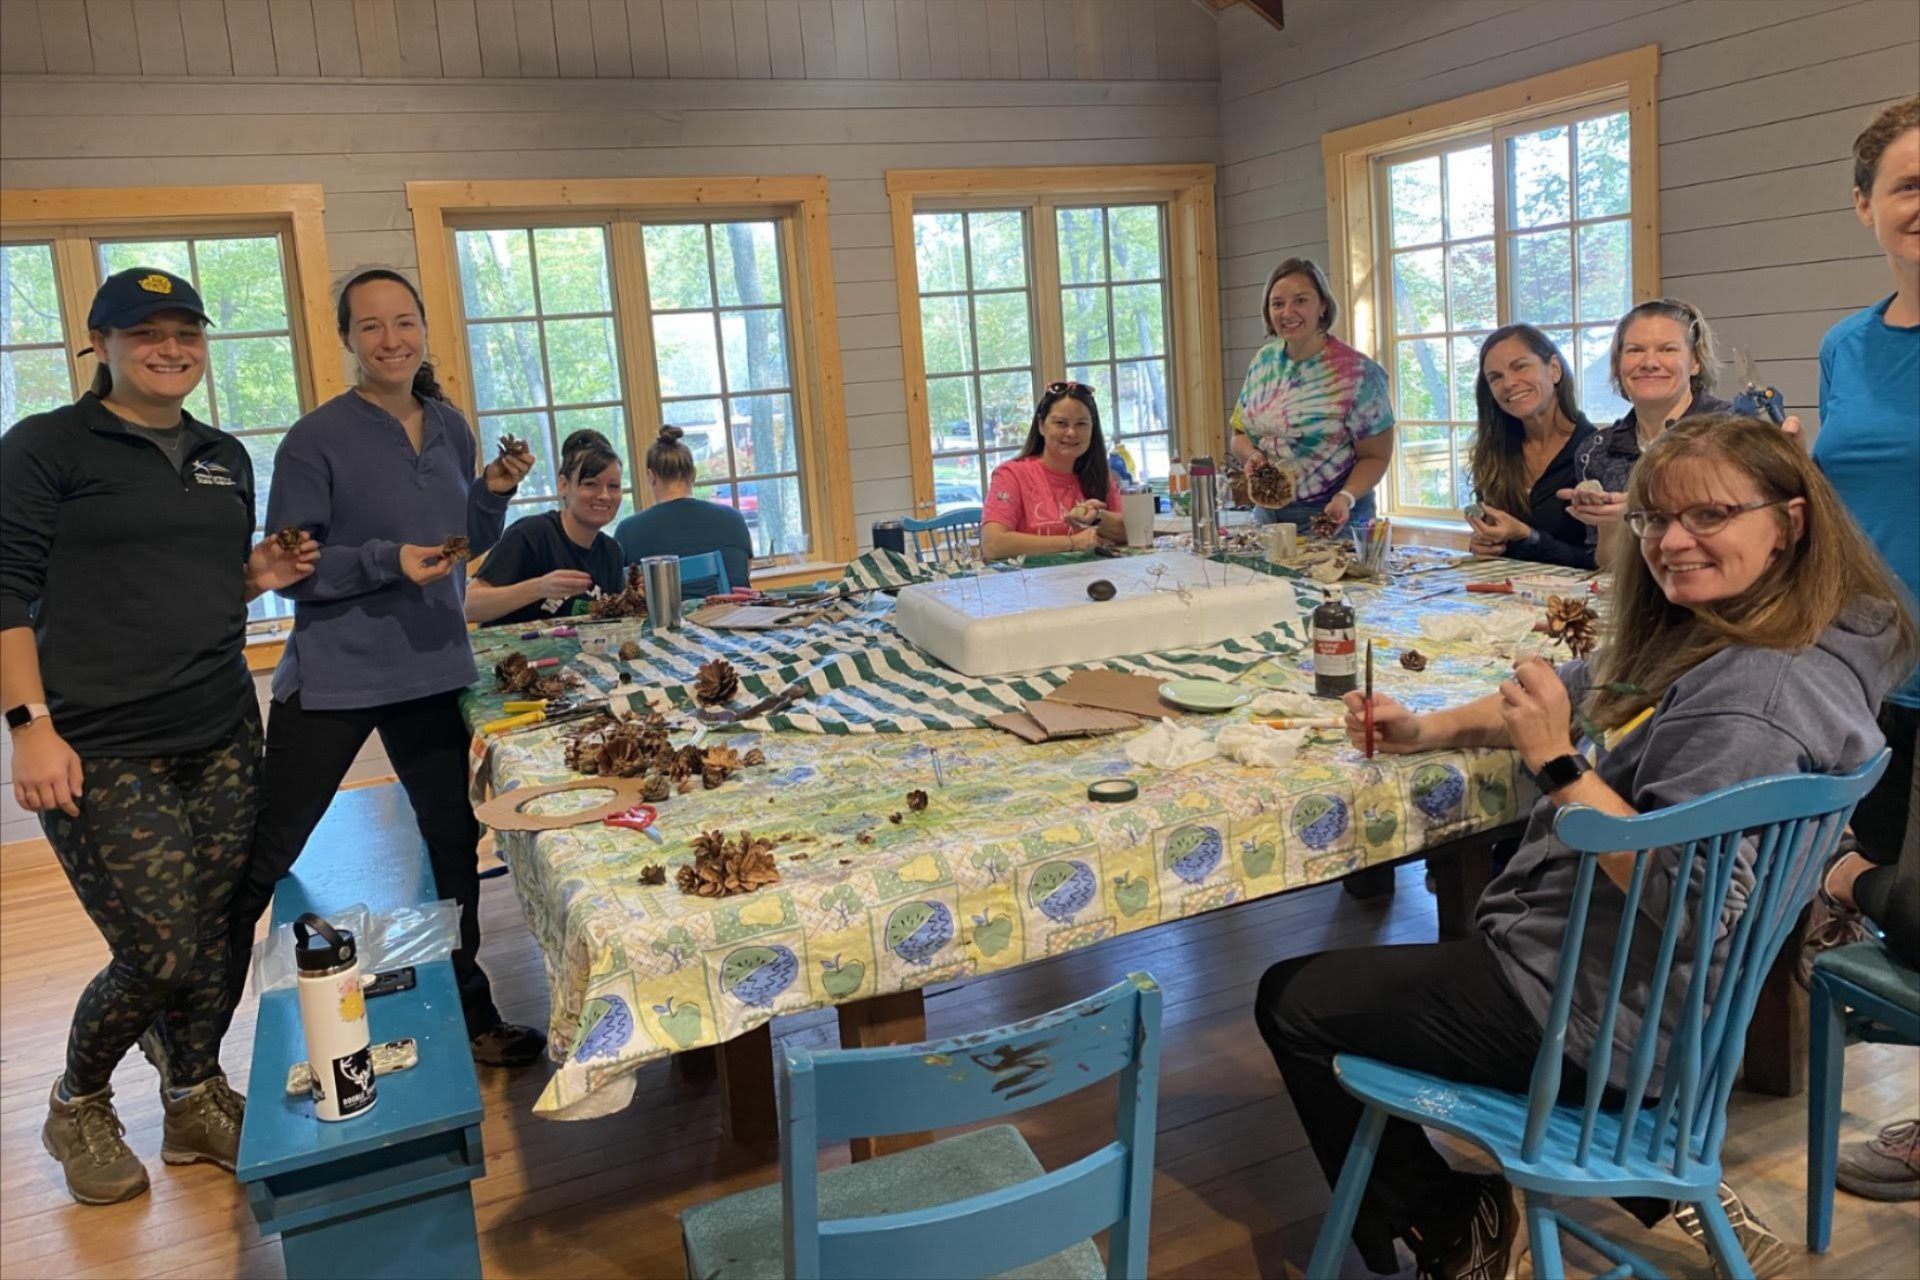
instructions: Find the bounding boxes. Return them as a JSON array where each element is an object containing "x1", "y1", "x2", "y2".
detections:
[{"x1": 894, "y1": 552, "x2": 1302, "y2": 677}]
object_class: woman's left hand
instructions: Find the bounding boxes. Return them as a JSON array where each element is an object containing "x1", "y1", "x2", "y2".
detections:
[
  {"x1": 1468, "y1": 502, "x2": 1531, "y2": 543},
  {"x1": 1499, "y1": 656, "x2": 1575, "y2": 773},
  {"x1": 1322, "y1": 490, "x2": 1355, "y2": 533},
  {"x1": 484, "y1": 444, "x2": 534, "y2": 494},
  {"x1": 246, "y1": 533, "x2": 320, "y2": 592}
]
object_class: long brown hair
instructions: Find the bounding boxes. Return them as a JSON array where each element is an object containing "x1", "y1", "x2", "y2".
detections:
[
  {"x1": 1588, "y1": 412, "x2": 1918, "y2": 729},
  {"x1": 1469, "y1": 325, "x2": 1580, "y2": 517},
  {"x1": 1016, "y1": 382, "x2": 1111, "y2": 503}
]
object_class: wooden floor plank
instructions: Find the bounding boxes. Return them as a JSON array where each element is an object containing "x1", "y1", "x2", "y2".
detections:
[{"x1": 1, "y1": 858, "x2": 1913, "y2": 1279}]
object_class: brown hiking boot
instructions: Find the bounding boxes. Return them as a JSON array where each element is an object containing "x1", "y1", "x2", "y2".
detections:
[
  {"x1": 160, "y1": 1075, "x2": 246, "y2": 1171},
  {"x1": 41, "y1": 1079, "x2": 149, "y2": 1205}
]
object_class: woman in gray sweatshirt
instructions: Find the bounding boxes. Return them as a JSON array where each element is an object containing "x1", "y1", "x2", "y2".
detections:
[
  {"x1": 1257, "y1": 413, "x2": 1917, "y2": 1279},
  {"x1": 223, "y1": 268, "x2": 546, "y2": 1068}
]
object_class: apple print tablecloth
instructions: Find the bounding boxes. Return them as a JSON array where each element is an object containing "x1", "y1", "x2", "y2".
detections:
[{"x1": 474, "y1": 561, "x2": 1582, "y2": 1119}]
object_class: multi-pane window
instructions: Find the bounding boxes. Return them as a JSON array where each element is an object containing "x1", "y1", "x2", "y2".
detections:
[
  {"x1": 642, "y1": 221, "x2": 805, "y2": 558},
  {"x1": 1379, "y1": 107, "x2": 1632, "y2": 514},
  {"x1": 1057, "y1": 205, "x2": 1173, "y2": 484},
  {"x1": 95, "y1": 235, "x2": 308, "y2": 532},
  {"x1": 1, "y1": 243, "x2": 74, "y2": 427},
  {"x1": 914, "y1": 210, "x2": 1036, "y2": 514},
  {"x1": 449, "y1": 218, "x2": 810, "y2": 560},
  {"x1": 456, "y1": 226, "x2": 627, "y2": 518}
]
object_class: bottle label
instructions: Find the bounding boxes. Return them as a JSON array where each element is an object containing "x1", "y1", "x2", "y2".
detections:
[{"x1": 1314, "y1": 627, "x2": 1357, "y2": 677}]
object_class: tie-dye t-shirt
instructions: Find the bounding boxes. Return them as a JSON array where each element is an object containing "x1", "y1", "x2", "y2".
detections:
[{"x1": 1230, "y1": 334, "x2": 1394, "y2": 503}]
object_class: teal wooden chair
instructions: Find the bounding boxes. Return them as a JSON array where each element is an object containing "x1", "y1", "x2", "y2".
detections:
[
  {"x1": 1306, "y1": 753, "x2": 1888, "y2": 1280},
  {"x1": 1807, "y1": 935, "x2": 1920, "y2": 1251},
  {"x1": 902, "y1": 507, "x2": 983, "y2": 564},
  {"x1": 680, "y1": 973, "x2": 1163, "y2": 1279},
  {"x1": 678, "y1": 550, "x2": 732, "y2": 598}
]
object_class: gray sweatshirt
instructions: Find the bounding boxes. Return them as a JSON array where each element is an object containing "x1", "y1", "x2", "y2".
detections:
[
  {"x1": 1478, "y1": 599, "x2": 1903, "y2": 1089},
  {"x1": 266, "y1": 390, "x2": 511, "y2": 710}
]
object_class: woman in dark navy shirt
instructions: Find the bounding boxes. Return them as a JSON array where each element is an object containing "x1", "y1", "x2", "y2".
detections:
[
  {"x1": 466, "y1": 430, "x2": 627, "y2": 626},
  {"x1": 1463, "y1": 325, "x2": 1596, "y2": 569}
]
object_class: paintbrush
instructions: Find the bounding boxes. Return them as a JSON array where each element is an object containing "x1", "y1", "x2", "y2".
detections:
[{"x1": 1364, "y1": 637, "x2": 1375, "y2": 759}]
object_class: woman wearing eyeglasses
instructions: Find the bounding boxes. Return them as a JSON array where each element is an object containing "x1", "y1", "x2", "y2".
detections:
[
  {"x1": 1257, "y1": 413, "x2": 1915, "y2": 1279},
  {"x1": 980, "y1": 381, "x2": 1125, "y2": 560},
  {"x1": 1229, "y1": 258, "x2": 1395, "y2": 535}
]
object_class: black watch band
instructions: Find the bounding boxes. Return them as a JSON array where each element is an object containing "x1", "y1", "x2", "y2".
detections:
[{"x1": 1530, "y1": 752, "x2": 1591, "y2": 793}]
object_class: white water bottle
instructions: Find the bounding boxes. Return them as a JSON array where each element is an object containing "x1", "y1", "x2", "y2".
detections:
[{"x1": 293, "y1": 913, "x2": 377, "y2": 1122}]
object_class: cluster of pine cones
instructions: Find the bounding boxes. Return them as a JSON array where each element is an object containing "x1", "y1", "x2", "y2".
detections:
[
  {"x1": 562, "y1": 713, "x2": 764, "y2": 794},
  {"x1": 589, "y1": 564, "x2": 649, "y2": 619},
  {"x1": 1246, "y1": 463, "x2": 1295, "y2": 509},
  {"x1": 678, "y1": 829, "x2": 780, "y2": 898},
  {"x1": 493, "y1": 651, "x2": 581, "y2": 699}
]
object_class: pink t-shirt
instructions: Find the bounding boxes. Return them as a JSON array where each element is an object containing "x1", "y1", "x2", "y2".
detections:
[{"x1": 982, "y1": 456, "x2": 1123, "y2": 537}]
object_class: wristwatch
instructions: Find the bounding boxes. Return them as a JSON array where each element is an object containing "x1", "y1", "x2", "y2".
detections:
[
  {"x1": 1528, "y1": 752, "x2": 1591, "y2": 795},
  {"x1": 5, "y1": 702, "x2": 49, "y2": 731}
]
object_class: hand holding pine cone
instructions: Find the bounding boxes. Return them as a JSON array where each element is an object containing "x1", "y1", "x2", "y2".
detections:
[{"x1": 1544, "y1": 595, "x2": 1600, "y2": 659}]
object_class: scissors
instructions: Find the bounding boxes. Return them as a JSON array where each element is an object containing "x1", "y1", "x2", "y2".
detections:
[
  {"x1": 1730, "y1": 347, "x2": 1785, "y2": 425},
  {"x1": 606, "y1": 803, "x2": 664, "y2": 844}
]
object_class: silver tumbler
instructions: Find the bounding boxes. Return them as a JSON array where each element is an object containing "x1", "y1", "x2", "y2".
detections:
[
  {"x1": 642, "y1": 555, "x2": 683, "y2": 631},
  {"x1": 1188, "y1": 456, "x2": 1222, "y2": 556}
]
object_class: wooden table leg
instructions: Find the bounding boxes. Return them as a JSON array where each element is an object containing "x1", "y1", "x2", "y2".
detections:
[
  {"x1": 1743, "y1": 921, "x2": 1808, "y2": 1097},
  {"x1": 1431, "y1": 840, "x2": 1497, "y2": 941},
  {"x1": 838, "y1": 989, "x2": 932, "y2": 1161},
  {"x1": 1342, "y1": 864, "x2": 1397, "y2": 900},
  {"x1": 717, "y1": 1023, "x2": 777, "y2": 1145}
]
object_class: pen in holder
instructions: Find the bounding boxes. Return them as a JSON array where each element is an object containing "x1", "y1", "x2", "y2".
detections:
[{"x1": 1349, "y1": 518, "x2": 1392, "y2": 578}]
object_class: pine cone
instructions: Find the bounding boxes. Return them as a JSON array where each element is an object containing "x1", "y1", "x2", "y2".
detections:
[
  {"x1": 906, "y1": 789, "x2": 929, "y2": 812},
  {"x1": 1545, "y1": 595, "x2": 1600, "y2": 659},
  {"x1": 618, "y1": 640, "x2": 642, "y2": 661},
  {"x1": 1400, "y1": 649, "x2": 1429, "y2": 673},
  {"x1": 704, "y1": 745, "x2": 743, "y2": 773},
  {"x1": 497, "y1": 432, "x2": 532, "y2": 462},
  {"x1": 1309, "y1": 510, "x2": 1342, "y2": 539},
  {"x1": 274, "y1": 526, "x2": 305, "y2": 552},
  {"x1": 590, "y1": 565, "x2": 648, "y2": 619},
  {"x1": 676, "y1": 829, "x2": 780, "y2": 898},
  {"x1": 694, "y1": 658, "x2": 739, "y2": 706},
  {"x1": 640, "y1": 773, "x2": 670, "y2": 803},
  {"x1": 1247, "y1": 464, "x2": 1295, "y2": 509},
  {"x1": 638, "y1": 864, "x2": 667, "y2": 886},
  {"x1": 742, "y1": 747, "x2": 766, "y2": 767},
  {"x1": 440, "y1": 534, "x2": 472, "y2": 562}
]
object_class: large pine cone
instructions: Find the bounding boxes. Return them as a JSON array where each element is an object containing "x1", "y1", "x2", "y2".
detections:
[
  {"x1": 1544, "y1": 595, "x2": 1600, "y2": 659},
  {"x1": 676, "y1": 829, "x2": 780, "y2": 898},
  {"x1": 694, "y1": 658, "x2": 739, "y2": 706}
]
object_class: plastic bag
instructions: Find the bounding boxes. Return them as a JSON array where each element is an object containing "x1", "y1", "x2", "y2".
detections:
[{"x1": 251, "y1": 898, "x2": 461, "y2": 995}]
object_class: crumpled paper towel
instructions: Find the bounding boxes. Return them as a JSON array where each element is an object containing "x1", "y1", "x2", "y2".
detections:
[
  {"x1": 1420, "y1": 604, "x2": 1539, "y2": 646},
  {"x1": 1250, "y1": 690, "x2": 1338, "y2": 718},
  {"x1": 1216, "y1": 723, "x2": 1306, "y2": 767},
  {"x1": 1124, "y1": 720, "x2": 1218, "y2": 770}
]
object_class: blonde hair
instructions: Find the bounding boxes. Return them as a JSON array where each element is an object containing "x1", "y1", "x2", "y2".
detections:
[
  {"x1": 1608, "y1": 298, "x2": 1719, "y2": 400},
  {"x1": 1588, "y1": 412, "x2": 1918, "y2": 729}
]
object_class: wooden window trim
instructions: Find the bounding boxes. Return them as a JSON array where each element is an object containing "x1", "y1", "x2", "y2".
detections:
[
  {"x1": 887, "y1": 164, "x2": 1222, "y2": 517},
  {"x1": 407, "y1": 177, "x2": 856, "y2": 566},
  {"x1": 0, "y1": 183, "x2": 341, "y2": 406},
  {"x1": 1321, "y1": 46, "x2": 1660, "y2": 374}
]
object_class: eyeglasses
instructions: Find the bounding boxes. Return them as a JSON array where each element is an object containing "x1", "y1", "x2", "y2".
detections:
[
  {"x1": 1625, "y1": 498, "x2": 1788, "y2": 538},
  {"x1": 1045, "y1": 380, "x2": 1095, "y2": 398}
]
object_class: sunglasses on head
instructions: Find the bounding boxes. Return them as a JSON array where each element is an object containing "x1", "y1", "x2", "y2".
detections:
[{"x1": 1045, "y1": 380, "x2": 1095, "y2": 398}]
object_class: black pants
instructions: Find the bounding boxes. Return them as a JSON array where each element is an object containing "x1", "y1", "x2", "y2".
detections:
[
  {"x1": 224, "y1": 690, "x2": 500, "y2": 1037},
  {"x1": 43, "y1": 707, "x2": 261, "y2": 1094},
  {"x1": 1849, "y1": 700, "x2": 1919, "y2": 966},
  {"x1": 1255, "y1": 936, "x2": 1666, "y2": 1274}
]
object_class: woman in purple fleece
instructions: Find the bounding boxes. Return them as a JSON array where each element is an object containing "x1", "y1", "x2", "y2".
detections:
[
  {"x1": 1257, "y1": 414, "x2": 1916, "y2": 1279},
  {"x1": 222, "y1": 268, "x2": 546, "y2": 1068}
]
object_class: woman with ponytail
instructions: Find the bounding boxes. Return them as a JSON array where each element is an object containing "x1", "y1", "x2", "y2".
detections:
[
  {"x1": 466, "y1": 429, "x2": 627, "y2": 625},
  {"x1": 225, "y1": 267, "x2": 547, "y2": 1069}
]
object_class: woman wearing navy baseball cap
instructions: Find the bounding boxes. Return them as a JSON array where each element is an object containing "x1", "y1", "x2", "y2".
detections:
[{"x1": 0, "y1": 268, "x2": 317, "y2": 1204}]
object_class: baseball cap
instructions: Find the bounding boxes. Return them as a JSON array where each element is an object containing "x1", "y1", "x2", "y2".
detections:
[{"x1": 85, "y1": 268, "x2": 213, "y2": 333}]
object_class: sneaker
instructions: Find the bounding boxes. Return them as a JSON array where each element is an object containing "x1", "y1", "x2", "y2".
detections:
[
  {"x1": 1673, "y1": 1182, "x2": 1791, "y2": 1280},
  {"x1": 41, "y1": 1079, "x2": 149, "y2": 1205},
  {"x1": 160, "y1": 1075, "x2": 246, "y2": 1171},
  {"x1": 1413, "y1": 1175, "x2": 1523, "y2": 1280},
  {"x1": 1796, "y1": 844, "x2": 1876, "y2": 989},
  {"x1": 469, "y1": 1021, "x2": 546, "y2": 1068},
  {"x1": 1837, "y1": 1118, "x2": 1920, "y2": 1202}
]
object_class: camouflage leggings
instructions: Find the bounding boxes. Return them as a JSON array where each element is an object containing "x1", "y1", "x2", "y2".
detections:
[{"x1": 41, "y1": 706, "x2": 261, "y2": 1095}]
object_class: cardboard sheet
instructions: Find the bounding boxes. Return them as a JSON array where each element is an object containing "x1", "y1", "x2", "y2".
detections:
[
  {"x1": 473, "y1": 777, "x2": 650, "y2": 831},
  {"x1": 1044, "y1": 669, "x2": 1176, "y2": 720}
]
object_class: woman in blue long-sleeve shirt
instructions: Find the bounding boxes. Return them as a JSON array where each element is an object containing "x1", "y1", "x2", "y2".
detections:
[{"x1": 223, "y1": 268, "x2": 546, "y2": 1067}]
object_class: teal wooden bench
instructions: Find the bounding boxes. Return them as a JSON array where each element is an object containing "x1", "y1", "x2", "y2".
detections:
[{"x1": 235, "y1": 783, "x2": 486, "y2": 1280}]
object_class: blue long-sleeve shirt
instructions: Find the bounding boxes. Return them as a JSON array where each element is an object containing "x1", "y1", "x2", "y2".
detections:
[{"x1": 266, "y1": 390, "x2": 511, "y2": 709}]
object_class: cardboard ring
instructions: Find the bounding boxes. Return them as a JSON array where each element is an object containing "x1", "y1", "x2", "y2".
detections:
[{"x1": 473, "y1": 776, "x2": 651, "y2": 832}]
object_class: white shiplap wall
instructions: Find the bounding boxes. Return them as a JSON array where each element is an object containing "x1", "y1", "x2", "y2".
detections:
[{"x1": 1214, "y1": 0, "x2": 1920, "y2": 434}]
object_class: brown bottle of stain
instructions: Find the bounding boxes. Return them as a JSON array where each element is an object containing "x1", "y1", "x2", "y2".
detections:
[{"x1": 1312, "y1": 589, "x2": 1357, "y2": 698}]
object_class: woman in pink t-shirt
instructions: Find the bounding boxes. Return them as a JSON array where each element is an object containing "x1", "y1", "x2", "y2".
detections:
[{"x1": 980, "y1": 382, "x2": 1126, "y2": 559}]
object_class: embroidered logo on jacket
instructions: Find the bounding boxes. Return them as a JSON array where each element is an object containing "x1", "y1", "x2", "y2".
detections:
[{"x1": 189, "y1": 459, "x2": 237, "y2": 487}]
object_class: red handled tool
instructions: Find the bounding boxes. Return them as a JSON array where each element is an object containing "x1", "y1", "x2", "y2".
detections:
[{"x1": 606, "y1": 803, "x2": 664, "y2": 844}]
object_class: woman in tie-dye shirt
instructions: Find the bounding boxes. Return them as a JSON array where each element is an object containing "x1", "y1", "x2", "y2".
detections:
[{"x1": 1230, "y1": 259, "x2": 1395, "y2": 534}]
